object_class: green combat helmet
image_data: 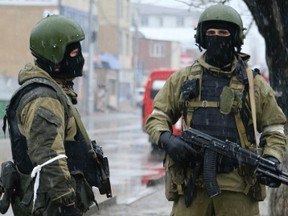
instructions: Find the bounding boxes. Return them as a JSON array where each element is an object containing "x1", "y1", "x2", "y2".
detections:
[
  {"x1": 30, "y1": 15, "x2": 85, "y2": 77},
  {"x1": 195, "y1": 4, "x2": 245, "y2": 51}
]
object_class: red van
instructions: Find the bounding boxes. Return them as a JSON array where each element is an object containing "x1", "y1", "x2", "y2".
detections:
[{"x1": 142, "y1": 69, "x2": 182, "y2": 152}]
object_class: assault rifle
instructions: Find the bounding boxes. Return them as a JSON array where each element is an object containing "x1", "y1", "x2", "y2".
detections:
[
  {"x1": 181, "y1": 127, "x2": 288, "y2": 198},
  {"x1": 64, "y1": 140, "x2": 112, "y2": 199}
]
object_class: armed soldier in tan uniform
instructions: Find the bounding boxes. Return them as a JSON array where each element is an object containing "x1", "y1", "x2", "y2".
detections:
[
  {"x1": 0, "y1": 15, "x2": 111, "y2": 215},
  {"x1": 145, "y1": 4, "x2": 287, "y2": 216}
]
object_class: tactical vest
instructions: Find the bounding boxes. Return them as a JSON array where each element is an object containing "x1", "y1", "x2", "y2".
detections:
[
  {"x1": 182, "y1": 60, "x2": 257, "y2": 150},
  {"x1": 190, "y1": 70, "x2": 239, "y2": 143},
  {"x1": 3, "y1": 77, "x2": 109, "y2": 190}
]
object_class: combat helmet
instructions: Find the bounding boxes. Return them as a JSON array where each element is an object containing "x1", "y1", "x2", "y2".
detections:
[
  {"x1": 30, "y1": 15, "x2": 85, "y2": 78},
  {"x1": 195, "y1": 4, "x2": 245, "y2": 51}
]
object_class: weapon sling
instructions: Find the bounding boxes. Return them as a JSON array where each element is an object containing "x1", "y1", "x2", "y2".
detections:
[
  {"x1": 234, "y1": 67, "x2": 258, "y2": 149},
  {"x1": 68, "y1": 102, "x2": 98, "y2": 160},
  {"x1": 65, "y1": 95, "x2": 112, "y2": 198},
  {"x1": 234, "y1": 68, "x2": 267, "y2": 199}
]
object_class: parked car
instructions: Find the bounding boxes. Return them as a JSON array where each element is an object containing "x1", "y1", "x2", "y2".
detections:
[{"x1": 135, "y1": 87, "x2": 145, "y2": 107}]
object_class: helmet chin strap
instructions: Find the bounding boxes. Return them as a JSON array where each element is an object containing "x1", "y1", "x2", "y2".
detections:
[
  {"x1": 63, "y1": 80, "x2": 74, "y2": 89},
  {"x1": 59, "y1": 80, "x2": 78, "y2": 104}
]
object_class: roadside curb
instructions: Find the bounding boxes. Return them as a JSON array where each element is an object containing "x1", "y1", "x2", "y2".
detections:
[{"x1": 85, "y1": 175, "x2": 165, "y2": 215}]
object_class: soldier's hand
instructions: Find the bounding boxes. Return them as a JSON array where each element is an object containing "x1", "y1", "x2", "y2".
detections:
[
  {"x1": 159, "y1": 131, "x2": 197, "y2": 166},
  {"x1": 61, "y1": 203, "x2": 81, "y2": 216},
  {"x1": 256, "y1": 156, "x2": 281, "y2": 188}
]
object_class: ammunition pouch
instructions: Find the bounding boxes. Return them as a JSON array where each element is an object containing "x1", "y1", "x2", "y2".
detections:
[
  {"x1": 13, "y1": 165, "x2": 66, "y2": 216},
  {"x1": 248, "y1": 181, "x2": 266, "y2": 202},
  {"x1": 181, "y1": 79, "x2": 199, "y2": 100},
  {"x1": 0, "y1": 161, "x2": 18, "y2": 214},
  {"x1": 239, "y1": 165, "x2": 266, "y2": 201},
  {"x1": 164, "y1": 154, "x2": 185, "y2": 201},
  {"x1": 220, "y1": 86, "x2": 234, "y2": 114},
  {"x1": 11, "y1": 166, "x2": 34, "y2": 215},
  {"x1": 220, "y1": 86, "x2": 243, "y2": 114},
  {"x1": 11, "y1": 168, "x2": 97, "y2": 215},
  {"x1": 71, "y1": 171, "x2": 96, "y2": 212},
  {"x1": 239, "y1": 146, "x2": 266, "y2": 201}
]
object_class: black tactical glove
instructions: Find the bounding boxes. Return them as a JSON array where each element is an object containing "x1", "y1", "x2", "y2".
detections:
[
  {"x1": 256, "y1": 156, "x2": 281, "y2": 188},
  {"x1": 61, "y1": 204, "x2": 81, "y2": 216},
  {"x1": 159, "y1": 131, "x2": 197, "y2": 166}
]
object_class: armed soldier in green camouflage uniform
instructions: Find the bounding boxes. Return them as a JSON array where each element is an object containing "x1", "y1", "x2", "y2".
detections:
[
  {"x1": 145, "y1": 4, "x2": 287, "y2": 216},
  {"x1": 0, "y1": 15, "x2": 111, "y2": 216}
]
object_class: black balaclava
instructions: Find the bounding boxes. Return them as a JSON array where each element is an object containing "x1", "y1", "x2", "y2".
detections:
[
  {"x1": 203, "y1": 21, "x2": 236, "y2": 68},
  {"x1": 35, "y1": 42, "x2": 85, "y2": 79},
  {"x1": 57, "y1": 42, "x2": 85, "y2": 78}
]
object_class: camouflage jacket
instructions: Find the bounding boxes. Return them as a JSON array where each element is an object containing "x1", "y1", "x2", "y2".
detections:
[
  {"x1": 16, "y1": 63, "x2": 76, "y2": 206},
  {"x1": 145, "y1": 52, "x2": 287, "y2": 193}
]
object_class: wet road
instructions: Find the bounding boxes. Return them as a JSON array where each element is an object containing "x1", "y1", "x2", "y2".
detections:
[
  {"x1": 82, "y1": 109, "x2": 166, "y2": 203},
  {"x1": 90, "y1": 184, "x2": 172, "y2": 216}
]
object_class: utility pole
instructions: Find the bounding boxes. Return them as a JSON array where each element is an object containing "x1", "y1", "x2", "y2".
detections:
[
  {"x1": 58, "y1": 0, "x2": 62, "y2": 14},
  {"x1": 87, "y1": 0, "x2": 96, "y2": 114},
  {"x1": 132, "y1": 0, "x2": 140, "y2": 107}
]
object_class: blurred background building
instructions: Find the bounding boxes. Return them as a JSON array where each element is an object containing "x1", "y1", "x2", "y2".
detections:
[{"x1": 0, "y1": 0, "x2": 200, "y2": 116}]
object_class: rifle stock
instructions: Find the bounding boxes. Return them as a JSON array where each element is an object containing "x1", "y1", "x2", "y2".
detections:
[{"x1": 181, "y1": 127, "x2": 288, "y2": 197}]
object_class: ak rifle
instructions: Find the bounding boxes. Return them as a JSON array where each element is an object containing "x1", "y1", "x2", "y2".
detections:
[{"x1": 181, "y1": 127, "x2": 288, "y2": 198}]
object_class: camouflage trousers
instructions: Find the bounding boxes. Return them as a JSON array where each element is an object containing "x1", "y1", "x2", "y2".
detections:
[{"x1": 170, "y1": 189, "x2": 260, "y2": 216}]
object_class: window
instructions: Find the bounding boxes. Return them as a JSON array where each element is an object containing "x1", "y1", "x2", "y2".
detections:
[
  {"x1": 109, "y1": 80, "x2": 116, "y2": 95},
  {"x1": 157, "y1": 17, "x2": 163, "y2": 27},
  {"x1": 141, "y1": 15, "x2": 148, "y2": 26},
  {"x1": 176, "y1": 16, "x2": 184, "y2": 27},
  {"x1": 118, "y1": 31, "x2": 123, "y2": 54},
  {"x1": 118, "y1": 0, "x2": 123, "y2": 18},
  {"x1": 151, "y1": 80, "x2": 166, "y2": 99},
  {"x1": 126, "y1": 33, "x2": 130, "y2": 56},
  {"x1": 149, "y1": 43, "x2": 165, "y2": 58}
]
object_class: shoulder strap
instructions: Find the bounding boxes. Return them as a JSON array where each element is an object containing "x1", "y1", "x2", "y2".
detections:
[
  {"x1": 69, "y1": 104, "x2": 98, "y2": 160},
  {"x1": 234, "y1": 67, "x2": 258, "y2": 150},
  {"x1": 247, "y1": 67, "x2": 258, "y2": 147},
  {"x1": 183, "y1": 63, "x2": 203, "y2": 128}
]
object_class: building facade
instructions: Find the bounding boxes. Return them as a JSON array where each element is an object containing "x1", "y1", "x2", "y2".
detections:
[
  {"x1": 0, "y1": 0, "x2": 134, "y2": 112},
  {"x1": 97, "y1": 0, "x2": 133, "y2": 108},
  {"x1": 0, "y1": 1, "x2": 61, "y2": 115},
  {"x1": 132, "y1": 2, "x2": 201, "y2": 78}
]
